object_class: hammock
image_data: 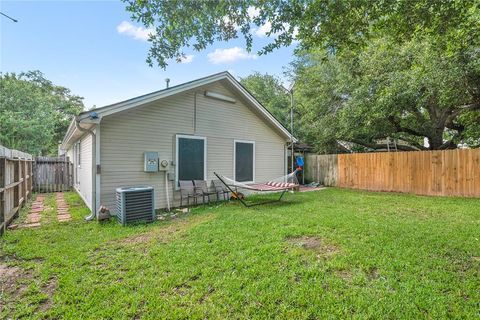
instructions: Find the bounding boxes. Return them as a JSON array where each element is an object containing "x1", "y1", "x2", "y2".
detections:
[{"x1": 213, "y1": 170, "x2": 299, "y2": 207}]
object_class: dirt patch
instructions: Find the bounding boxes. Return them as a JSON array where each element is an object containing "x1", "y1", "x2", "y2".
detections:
[
  {"x1": 115, "y1": 214, "x2": 216, "y2": 246},
  {"x1": 0, "y1": 263, "x2": 57, "y2": 313},
  {"x1": 172, "y1": 283, "x2": 191, "y2": 296},
  {"x1": 336, "y1": 269, "x2": 353, "y2": 282},
  {"x1": 199, "y1": 287, "x2": 215, "y2": 304},
  {"x1": 0, "y1": 263, "x2": 33, "y2": 298},
  {"x1": 366, "y1": 267, "x2": 379, "y2": 280},
  {"x1": 37, "y1": 277, "x2": 58, "y2": 312},
  {"x1": 286, "y1": 236, "x2": 340, "y2": 257}
]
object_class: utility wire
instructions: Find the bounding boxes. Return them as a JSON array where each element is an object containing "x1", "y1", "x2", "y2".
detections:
[{"x1": 0, "y1": 12, "x2": 18, "y2": 22}]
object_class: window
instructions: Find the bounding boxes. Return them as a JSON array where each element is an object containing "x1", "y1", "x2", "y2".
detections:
[
  {"x1": 175, "y1": 135, "x2": 206, "y2": 186},
  {"x1": 77, "y1": 141, "x2": 81, "y2": 168},
  {"x1": 234, "y1": 140, "x2": 255, "y2": 183}
]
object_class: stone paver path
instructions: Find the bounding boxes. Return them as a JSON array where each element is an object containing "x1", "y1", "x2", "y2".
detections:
[
  {"x1": 55, "y1": 193, "x2": 71, "y2": 222},
  {"x1": 23, "y1": 195, "x2": 45, "y2": 228}
]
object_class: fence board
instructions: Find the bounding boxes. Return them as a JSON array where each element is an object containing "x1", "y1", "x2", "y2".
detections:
[
  {"x1": 306, "y1": 149, "x2": 479, "y2": 197},
  {"x1": 336, "y1": 149, "x2": 480, "y2": 197},
  {"x1": 305, "y1": 154, "x2": 338, "y2": 186},
  {"x1": 0, "y1": 146, "x2": 33, "y2": 235},
  {"x1": 33, "y1": 156, "x2": 73, "y2": 193}
]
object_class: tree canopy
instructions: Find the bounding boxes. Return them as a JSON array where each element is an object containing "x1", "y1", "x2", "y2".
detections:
[
  {"x1": 0, "y1": 71, "x2": 84, "y2": 155},
  {"x1": 240, "y1": 72, "x2": 290, "y2": 128},
  {"x1": 122, "y1": 0, "x2": 478, "y2": 68},
  {"x1": 293, "y1": 33, "x2": 480, "y2": 152},
  {"x1": 122, "y1": 0, "x2": 480, "y2": 151}
]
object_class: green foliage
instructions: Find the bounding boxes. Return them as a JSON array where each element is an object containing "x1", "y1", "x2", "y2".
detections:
[
  {"x1": 122, "y1": 0, "x2": 479, "y2": 151},
  {"x1": 122, "y1": 0, "x2": 478, "y2": 68},
  {"x1": 240, "y1": 72, "x2": 290, "y2": 127},
  {"x1": 293, "y1": 33, "x2": 480, "y2": 151},
  {"x1": 0, "y1": 71, "x2": 84, "y2": 155},
  {"x1": 2, "y1": 190, "x2": 479, "y2": 318}
]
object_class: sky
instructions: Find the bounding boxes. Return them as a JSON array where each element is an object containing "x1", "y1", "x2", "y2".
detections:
[{"x1": 0, "y1": 0, "x2": 297, "y2": 109}]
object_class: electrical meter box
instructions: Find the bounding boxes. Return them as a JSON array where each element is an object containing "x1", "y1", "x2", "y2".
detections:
[
  {"x1": 144, "y1": 152, "x2": 159, "y2": 172},
  {"x1": 159, "y1": 159, "x2": 170, "y2": 171}
]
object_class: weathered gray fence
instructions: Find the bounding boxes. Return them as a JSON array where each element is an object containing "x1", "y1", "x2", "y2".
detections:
[
  {"x1": 0, "y1": 146, "x2": 33, "y2": 235},
  {"x1": 305, "y1": 154, "x2": 338, "y2": 186},
  {"x1": 33, "y1": 156, "x2": 73, "y2": 193}
]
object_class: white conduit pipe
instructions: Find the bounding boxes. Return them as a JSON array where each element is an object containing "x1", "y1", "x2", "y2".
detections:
[{"x1": 165, "y1": 171, "x2": 170, "y2": 211}]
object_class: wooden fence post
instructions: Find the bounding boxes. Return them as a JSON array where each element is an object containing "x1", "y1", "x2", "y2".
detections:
[
  {"x1": 13, "y1": 157, "x2": 19, "y2": 218},
  {"x1": 22, "y1": 159, "x2": 27, "y2": 204},
  {"x1": 0, "y1": 157, "x2": 5, "y2": 235}
]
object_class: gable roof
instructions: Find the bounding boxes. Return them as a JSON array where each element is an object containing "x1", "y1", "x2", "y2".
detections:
[{"x1": 61, "y1": 71, "x2": 296, "y2": 150}]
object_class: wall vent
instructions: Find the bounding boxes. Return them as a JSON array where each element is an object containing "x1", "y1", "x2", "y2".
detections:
[{"x1": 115, "y1": 186, "x2": 155, "y2": 225}]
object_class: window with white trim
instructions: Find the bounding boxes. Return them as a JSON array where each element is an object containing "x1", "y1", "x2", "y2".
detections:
[
  {"x1": 176, "y1": 135, "x2": 206, "y2": 186},
  {"x1": 234, "y1": 140, "x2": 255, "y2": 183}
]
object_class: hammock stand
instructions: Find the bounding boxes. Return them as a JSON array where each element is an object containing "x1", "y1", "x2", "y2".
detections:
[{"x1": 213, "y1": 171, "x2": 298, "y2": 207}]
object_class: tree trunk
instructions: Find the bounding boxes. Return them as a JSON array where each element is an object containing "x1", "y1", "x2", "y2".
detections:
[{"x1": 428, "y1": 132, "x2": 444, "y2": 150}]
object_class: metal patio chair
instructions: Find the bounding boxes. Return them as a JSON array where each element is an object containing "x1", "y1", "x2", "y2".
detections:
[
  {"x1": 212, "y1": 179, "x2": 230, "y2": 201},
  {"x1": 179, "y1": 180, "x2": 202, "y2": 207},
  {"x1": 193, "y1": 180, "x2": 217, "y2": 204}
]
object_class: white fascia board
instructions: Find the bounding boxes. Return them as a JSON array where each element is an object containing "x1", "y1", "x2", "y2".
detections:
[
  {"x1": 60, "y1": 120, "x2": 96, "y2": 151},
  {"x1": 60, "y1": 118, "x2": 77, "y2": 150}
]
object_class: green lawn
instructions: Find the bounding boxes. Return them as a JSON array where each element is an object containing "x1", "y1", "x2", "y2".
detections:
[{"x1": 1, "y1": 189, "x2": 479, "y2": 319}]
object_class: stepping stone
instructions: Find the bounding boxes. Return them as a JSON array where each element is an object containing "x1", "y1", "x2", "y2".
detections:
[
  {"x1": 27, "y1": 216, "x2": 41, "y2": 223},
  {"x1": 22, "y1": 222, "x2": 41, "y2": 228},
  {"x1": 24, "y1": 194, "x2": 45, "y2": 227},
  {"x1": 55, "y1": 194, "x2": 71, "y2": 222}
]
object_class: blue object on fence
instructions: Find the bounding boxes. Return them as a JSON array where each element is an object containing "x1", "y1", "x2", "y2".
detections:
[{"x1": 296, "y1": 156, "x2": 304, "y2": 167}]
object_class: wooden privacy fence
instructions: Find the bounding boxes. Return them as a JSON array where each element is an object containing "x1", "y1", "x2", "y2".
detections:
[
  {"x1": 33, "y1": 156, "x2": 73, "y2": 193},
  {"x1": 0, "y1": 146, "x2": 33, "y2": 235},
  {"x1": 304, "y1": 154, "x2": 338, "y2": 186},
  {"x1": 305, "y1": 149, "x2": 480, "y2": 197}
]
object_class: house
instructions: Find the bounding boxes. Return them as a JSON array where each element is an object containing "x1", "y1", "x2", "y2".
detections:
[{"x1": 60, "y1": 71, "x2": 295, "y2": 217}]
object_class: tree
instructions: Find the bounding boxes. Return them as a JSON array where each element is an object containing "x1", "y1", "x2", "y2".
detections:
[
  {"x1": 0, "y1": 71, "x2": 84, "y2": 155},
  {"x1": 240, "y1": 72, "x2": 290, "y2": 127},
  {"x1": 121, "y1": 0, "x2": 478, "y2": 68},
  {"x1": 292, "y1": 35, "x2": 480, "y2": 152}
]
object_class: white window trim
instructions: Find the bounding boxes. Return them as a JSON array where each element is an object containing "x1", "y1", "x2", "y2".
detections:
[
  {"x1": 233, "y1": 139, "x2": 255, "y2": 184},
  {"x1": 74, "y1": 143, "x2": 80, "y2": 185},
  {"x1": 175, "y1": 134, "x2": 207, "y2": 190}
]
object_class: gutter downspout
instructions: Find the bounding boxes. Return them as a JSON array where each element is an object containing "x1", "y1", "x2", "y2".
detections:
[{"x1": 75, "y1": 117, "x2": 97, "y2": 221}]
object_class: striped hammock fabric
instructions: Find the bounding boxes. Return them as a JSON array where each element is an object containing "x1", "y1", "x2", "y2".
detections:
[{"x1": 215, "y1": 170, "x2": 299, "y2": 192}]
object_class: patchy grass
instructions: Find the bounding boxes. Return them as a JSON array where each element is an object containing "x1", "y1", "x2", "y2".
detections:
[{"x1": 1, "y1": 189, "x2": 479, "y2": 319}]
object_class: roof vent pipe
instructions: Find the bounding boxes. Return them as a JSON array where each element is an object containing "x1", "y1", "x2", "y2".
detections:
[{"x1": 165, "y1": 78, "x2": 170, "y2": 88}]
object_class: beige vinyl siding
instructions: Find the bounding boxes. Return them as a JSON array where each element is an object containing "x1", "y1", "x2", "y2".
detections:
[
  {"x1": 100, "y1": 81, "x2": 286, "y2": 210},
  {"x1": 74, "y1": 133, "x2": 93, "y2": 209}
]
